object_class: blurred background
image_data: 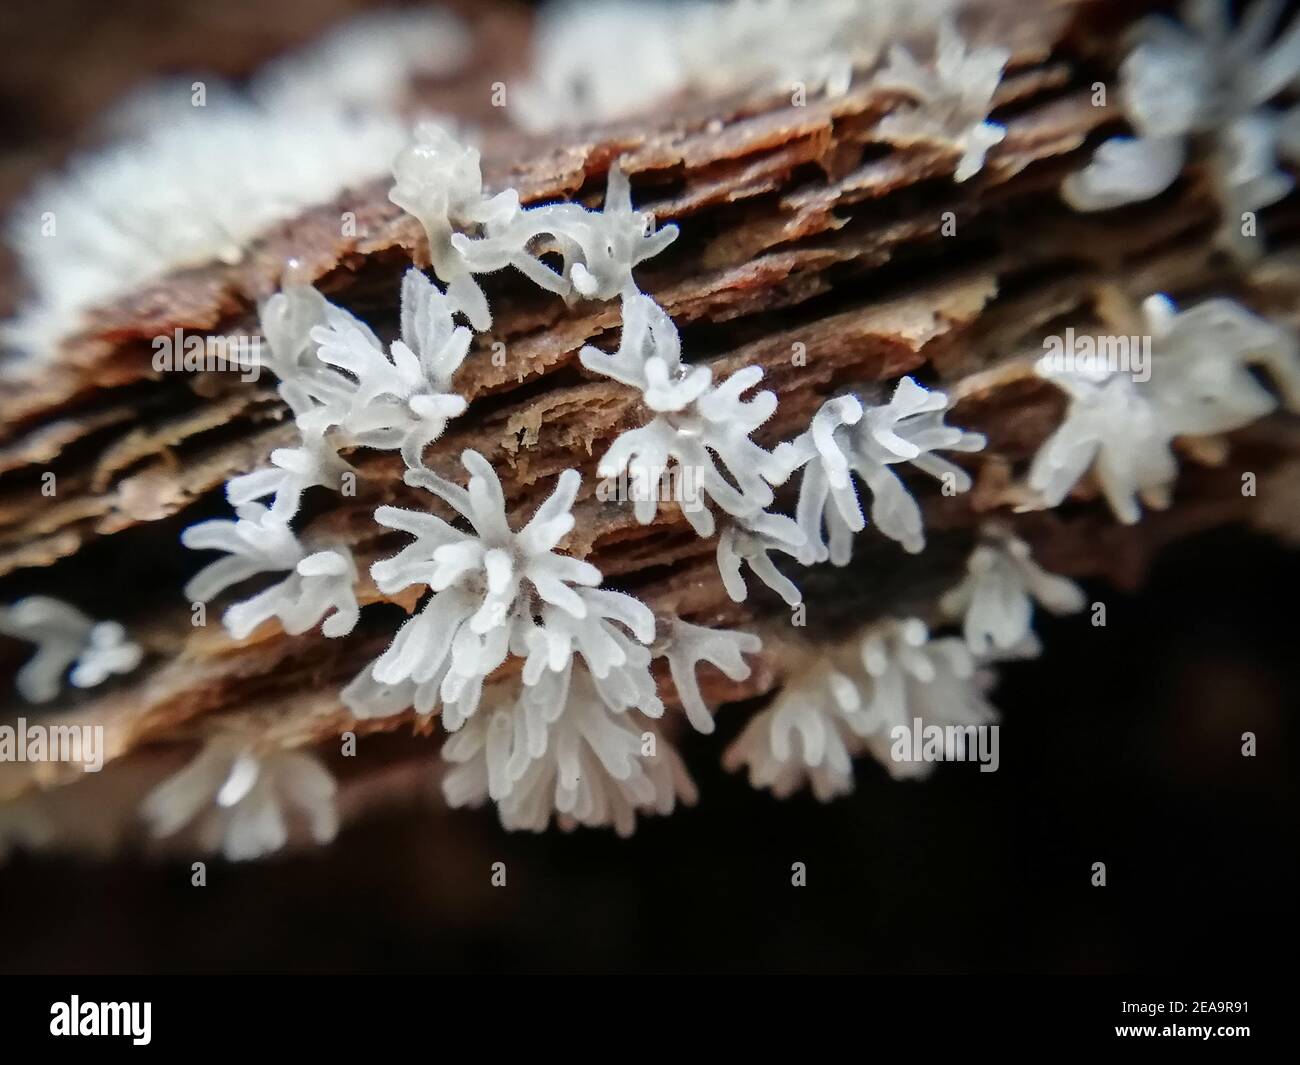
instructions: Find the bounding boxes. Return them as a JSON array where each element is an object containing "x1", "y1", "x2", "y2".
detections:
[{"x1": 0, "y1": 525, "x2": 1294, "y2": 973}]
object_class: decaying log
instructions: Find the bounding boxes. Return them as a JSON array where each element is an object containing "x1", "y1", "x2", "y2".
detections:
[{"x1": 1, "y1": 0, "x2": 1296, "y2": 852}]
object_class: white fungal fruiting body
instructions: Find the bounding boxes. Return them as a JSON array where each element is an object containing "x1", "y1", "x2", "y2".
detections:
[
  {"x1": 1063, "y1": 0, "x2": 1300, "y2": 256},
  {"x1": 453, "y1": 163, "x2": 679, "y2": 304},
  {"x1": 1140, "y1": 293, "x2": 1300, "y2": 433},
  {"x1": 771, "y1": 379, "x2": 986, "y2": 562},
  {"x1": 581, "y1": 289, "x2": 781, "y2": 537},
  {"x1": 716, "y1": 510, "x2": 807, "y2": 606},
  {"x1": 431, "y1": 618, "x2": 760, "y2": 834},
  {"x1": 360, "y1": 450, "x2": 660, "y2": 729},
  {"x1": 1027, "y1": 362, "x2": 1178, "y2": 524},
  {"x1": 941, "y1": 526, "x2": 1086, "y2": 655},
  {"x1": 235, "y1": 266, "x2": 474, "y2": 523},
  {"x1": 182, "y1": 503, "x2": 304, "y2": 605},
  {"x1": 197, "y1": 267, "x2": 474, "y2": 637},
  {"x1": 350, "y1": 520, "x2": 761, "y2": 836},
  {"x1": 725, "y1": 618, "x2": 997, "y2": 798},
  {"x1": 659, "y1": 618, "x2": 763, "y2": 734},
  {"x1": 0, "y1": 596, "x2": 142, "y2": 703},
  {"x1": 142, "y1": 739, "x2": 338, "y2": 861},
  {"x1": 875, "y1": 18, "x2": 1009, "y2": 182},
  {"x1": 258, "y1": 284, "x2": 348, "y2": 422},
  {"x1": 181, "y1": 503, "x2": 359, "y2": 641},
  {"x1": 1027, "y1": 293, "x2": 1300, "y2": 522},
  {"x1": 389, "y1": 124, "x2": 519, "y2": 331},
  {"x1": 514, "y1": 0, "x2": 959, "y2": 132},
  {"x1": 223, "y1": 548, "x2": 361, "y2": 641},
  {"x1": 225, "y1": 436, "x2": 355, "y2": 523},
  {"x1": 348, "y1": 478, "x2": 764, "y2": 830},
  {"x1": 3, "y1": 98, "x2": 409, "y2": 367},
  {"x1": 442, "y1": 669, "x2": 697, "y2": 837},
  {"x1": 304, "y1": 268, "x2": 472, "y2": 469},
  {"x1": 725, "y1": 662, "x2": 865, "y2": 801},
  {"x1": 390, "y1": 128, "x2": 677, "y2": 330},
  {"x1": 433, "y1": 617, "x2": 759, "y2": 834}
]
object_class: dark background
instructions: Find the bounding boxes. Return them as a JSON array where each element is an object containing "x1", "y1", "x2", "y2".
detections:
[{"x1": 0, "y1": 525, "x2": 1294, "y2": 973}]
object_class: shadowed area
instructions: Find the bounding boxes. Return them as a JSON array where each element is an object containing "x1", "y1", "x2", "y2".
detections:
[{"x1": 0, "y1": 525, "x2": 1293, "y2": 974}]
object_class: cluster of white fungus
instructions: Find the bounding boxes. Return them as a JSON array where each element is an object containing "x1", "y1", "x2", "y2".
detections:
[
  {"x1": 515, "y1": 0, "x2": 961, "y2": 132},
  {"x1": 724, "y1": 618, "x2": 999, "y2": 799},
  {"x1": 348, "y1": 452, "x2": 660, "y2": 727},
  {"x1": 720, "y1": 521, "x2": 1092, "y2": 797},
  {"x1": 340, "y1": 449, "x2": 762, "y2": 835},
  {"x1": 165, "y1": 118, "x2": 765, "y2": 842},
  {"x1": 8, "y1": 5, "x2": 1300, "y2": 856},
  {"x1": 517, "y1": 4, "x2": 1008, "y2": 185},
  {"x1": 580, "y1": 289, "x2": 781, "y2": 537},
  {"x1": 141, "y1": 738, "x2": 338, "y2": 862},
  {"x1": 771, "y1": 378, "x2": 987, "y2": 561},
  {"x1": 940, "y1": 525, "x2": 1086, "y2": 656},
  {"x1": 2, "y1": 5, "x2": 475, "y2": 367},
  {"x1": 0, "y1": 597, "x2": 142, "y2": 703},
  {"x1": 390, "y1": 124, "x2": 679, "y2": 331},
  {"x1": 1063, "y1": 0, "x2": 1300, "y2": 257},
  {"x1": 182, "y1": 503, "x2": 359, "y2": 641},
  {"x1": 1025, "y1": 294, "x2": 1300, "y2": 523},
  {"x1": 441, "y1": 675, "x2": 697, "y2": 837},
  {"x1": 874, "y1": 18, "x2": 1009, "y2": 182}
]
